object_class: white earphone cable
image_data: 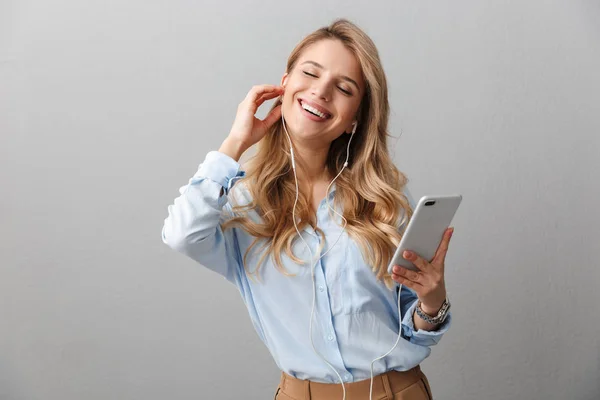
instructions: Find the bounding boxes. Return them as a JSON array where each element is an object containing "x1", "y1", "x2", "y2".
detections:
[
  {"x1": 282, "y1": 108, "x2": 349, "y2": 399},
  {"x1": 280, "y1": 104, "x2": 404, "y2": 400}
]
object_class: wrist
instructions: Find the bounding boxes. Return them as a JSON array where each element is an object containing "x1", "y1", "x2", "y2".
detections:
[
  {"x1": 419, "y1": 299, "x2": 445, "y2": 316},
  {"x1": 219, "y1": 138, "x2": 246, "y2": 162},
  {"x1": 415, "y1": 296, "x2": 451, "y2": 326}
]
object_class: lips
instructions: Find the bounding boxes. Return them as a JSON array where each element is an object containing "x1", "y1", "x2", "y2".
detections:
[{"x1": 298, "y1": 98, "x2": 332, "y2": 119}]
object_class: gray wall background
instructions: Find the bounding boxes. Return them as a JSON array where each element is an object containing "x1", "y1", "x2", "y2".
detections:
[{"x1": 2, "y1": 0, "x2": 599, "y2": 399}]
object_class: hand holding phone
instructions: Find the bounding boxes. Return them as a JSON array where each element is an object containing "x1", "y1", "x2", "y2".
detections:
[{"x1": 387, "y1": 194, "x2": 462, "y2": 274}]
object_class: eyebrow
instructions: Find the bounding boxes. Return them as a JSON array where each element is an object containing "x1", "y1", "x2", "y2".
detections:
[{"x1": 300, "y1": 60, "x2": 361, "y2": 92}]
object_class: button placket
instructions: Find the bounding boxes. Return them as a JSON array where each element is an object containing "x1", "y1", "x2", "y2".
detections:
[
  {"x1": 311, "y1": 190, "x2": 351, "y2": 381},
  {"x1": 311, "y1": 242, "x2": 352, "y2": 382},
  {"x1": 312, "y1": 244, "x2": 337, "y2": 342}
]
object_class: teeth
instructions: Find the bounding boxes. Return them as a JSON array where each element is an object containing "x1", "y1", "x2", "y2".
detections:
[{"x1": 301, "y1": 101, "x2": 327, "y2": 119}]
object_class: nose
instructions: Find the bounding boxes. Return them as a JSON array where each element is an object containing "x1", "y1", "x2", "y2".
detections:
[{"x1": 311, "y1": 80, "x2": 332, "y2": 102}]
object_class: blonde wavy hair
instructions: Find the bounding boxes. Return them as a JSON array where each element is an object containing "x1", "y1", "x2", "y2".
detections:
[{"x1": 222, "y1": 19, "x2": 413, "y2": 289}]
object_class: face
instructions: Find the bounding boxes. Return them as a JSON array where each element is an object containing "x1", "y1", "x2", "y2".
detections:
[{"x1": 280, "y1": 39, "x2": 365, "y2": 143}]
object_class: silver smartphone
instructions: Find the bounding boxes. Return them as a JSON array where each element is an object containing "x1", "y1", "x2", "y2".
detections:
[{"x1": 387, "y1": 194, "x2": 462, "y2": 273}]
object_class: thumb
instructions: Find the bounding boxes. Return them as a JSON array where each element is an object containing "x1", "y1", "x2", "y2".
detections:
[{"x1": 261, "y1": 104, "x2": 282, "y2": 130}]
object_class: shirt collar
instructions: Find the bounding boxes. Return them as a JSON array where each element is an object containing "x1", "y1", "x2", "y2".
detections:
[{"x1": 327, "y1": 182, "x2": 337, "y2": 196}]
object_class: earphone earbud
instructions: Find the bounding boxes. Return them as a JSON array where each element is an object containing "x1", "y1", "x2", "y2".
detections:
[{"x1": 351, "y1": 121, "x2": 357, "y2": 135}]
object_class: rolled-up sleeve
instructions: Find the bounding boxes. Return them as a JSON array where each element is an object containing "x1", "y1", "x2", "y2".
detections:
[
  {"x1": 399, "y1": 285, "x2": 452, "y2": 347},
  {"x1": 161, "y1": 151, "x2": 246, "y2": 284}
]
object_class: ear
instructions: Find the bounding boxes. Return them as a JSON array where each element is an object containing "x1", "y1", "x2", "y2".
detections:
[
  {"x1": 281, "y1": 72, "x2": 289, "y2": 87},
  {"x1": 346, "y1": 121, "x2": 358, "y2": 134}
]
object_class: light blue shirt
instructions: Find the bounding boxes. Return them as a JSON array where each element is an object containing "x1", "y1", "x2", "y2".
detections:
[{"x1": 161, "y1": 151, "x2": 451, "y2": 383}]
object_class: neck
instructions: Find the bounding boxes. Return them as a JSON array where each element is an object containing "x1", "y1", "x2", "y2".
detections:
[{"x1": 291, "y1": 141, "x2": 331, "y2": 184}]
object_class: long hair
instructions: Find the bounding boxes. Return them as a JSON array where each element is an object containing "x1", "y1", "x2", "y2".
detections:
[{"x1": 221, "y1": 19, "x2": 413, "y2": 289}]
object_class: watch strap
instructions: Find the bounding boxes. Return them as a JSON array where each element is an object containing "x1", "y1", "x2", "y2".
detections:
[{"x1": 415, "y1": 297, "x2": 451, "y2": 325}]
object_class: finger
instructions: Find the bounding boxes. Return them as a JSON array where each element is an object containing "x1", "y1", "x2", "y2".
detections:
[
  {"x1": 260, "y1": 104, "x2": 282, "y2": 129},
  {"x1": 432, "y1": 227, "x2": 453, "y2": 265},
  {"x1": 246, "y1": 88, "x2": 284, "y2": 116},
  {"x1": 403, "y1": 250, "x2": 431, "y2": 273},
  {"x1": 250, "y1": 91, "x2": 283, "y2": 114},
  {"x1": 393, "y1": 265, "x2": 422, "y2": 283},
  {"x1": 392, "y1": 273, "x2": 422, "y2": 291},
  {"x1": 256, "y1": 90, "x2": 284, "y2": 108},
  {"x1": 246, "y1": 85, "x2": 284, "y2": 104}
]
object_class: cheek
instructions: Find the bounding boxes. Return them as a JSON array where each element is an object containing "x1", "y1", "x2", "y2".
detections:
[
  {"x1": 283, "y1": 82, "x2": 302, "y2": 105},
  {"x1": 281, "y1": 91, "x2": 296, "y2": 113},
  {"x1": 338, "y1": 95, "x2": 361, "y2": 115},
  {"x1": 335, "y1": 105, "x2": 358, "y2": 124}
]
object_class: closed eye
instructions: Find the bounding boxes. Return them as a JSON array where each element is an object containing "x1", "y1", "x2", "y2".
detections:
[{"x1": 302, "y1": 71, "x2": 353, "y2": 96}]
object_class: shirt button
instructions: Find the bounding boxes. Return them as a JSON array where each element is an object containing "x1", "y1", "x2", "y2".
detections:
[
  {"x1": 328, "y1": 334, "x2": 334, "y2": 341},
  {"x1": 319, "y1": 285, "x2": 325, "y2": 292}
]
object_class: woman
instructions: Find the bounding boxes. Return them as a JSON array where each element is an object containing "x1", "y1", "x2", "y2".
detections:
[{"x1": 162, "y1": 19, "x2": 454, "y2": 400}]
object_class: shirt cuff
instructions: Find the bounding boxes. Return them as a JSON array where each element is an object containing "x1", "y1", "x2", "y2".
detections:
[
  {"x1": 195, "y1": 151, "x2": 246, "y2": 195},
  {"x1": 401, "y1": 300, "x2": 452, "y2": 347}
]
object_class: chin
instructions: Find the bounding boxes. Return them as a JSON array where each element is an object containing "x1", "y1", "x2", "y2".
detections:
[{"x1": 286, "y1": 114, "x2": 329, "y2": 138}]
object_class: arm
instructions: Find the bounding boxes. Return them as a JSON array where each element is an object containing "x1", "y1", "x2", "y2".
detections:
[
  {"x1": 399, "y1": 285, "x2": 452, "y2": 346},
  {"x1": 396, "y1": 186, "x2": 452, "y2": 345},
  {"x1": 161, "y1": 150, "x2": 246, "y2": 284},
  {"x1": 163, "y1": 84, "x2": 283, "y2": 283},
  {"x1": 414, "y1": 301, "x2": 444, "y2": 331}
]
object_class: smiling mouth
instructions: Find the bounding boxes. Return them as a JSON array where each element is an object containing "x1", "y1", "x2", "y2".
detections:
[{"x1": 298, "y1": 99, "x2": 332, "y2": 119}]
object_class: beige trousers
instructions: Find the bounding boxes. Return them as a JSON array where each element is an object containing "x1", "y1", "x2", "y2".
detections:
[{"x1": 274, "y1": 365, "x2": 433, "y2": 400}]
